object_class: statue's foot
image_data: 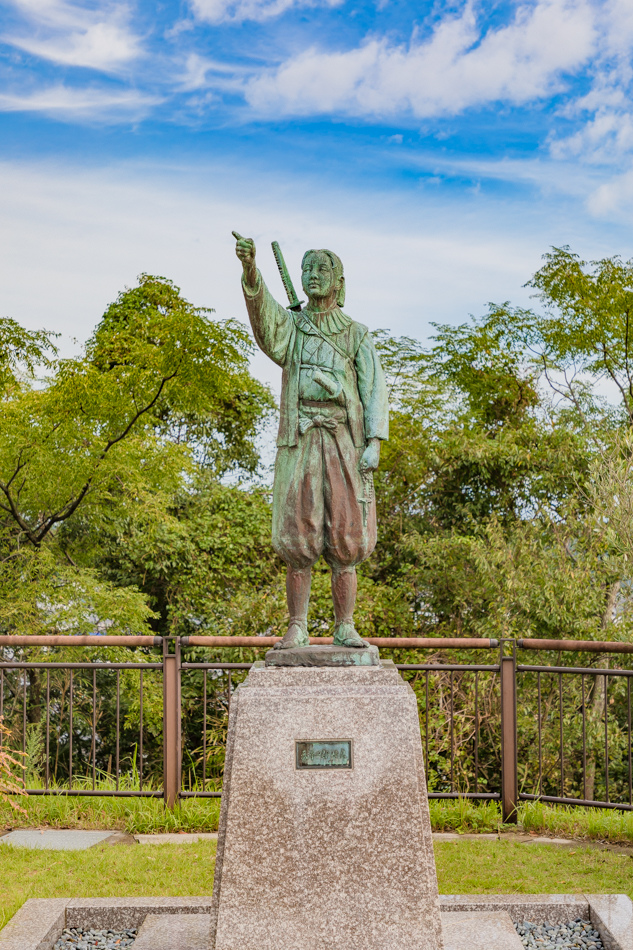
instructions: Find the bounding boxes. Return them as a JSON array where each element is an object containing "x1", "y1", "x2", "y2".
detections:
[
  {"x1": 273, "y1": 621, "x2": 309, "y2": 650},
  {"x1": 333, "y1": 621, "x2": 368, "y2": 649}
]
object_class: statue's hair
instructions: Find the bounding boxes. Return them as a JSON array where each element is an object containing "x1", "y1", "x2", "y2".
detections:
[{"x1": 302, "y1": 249, "x2": 346, "y2": 307}]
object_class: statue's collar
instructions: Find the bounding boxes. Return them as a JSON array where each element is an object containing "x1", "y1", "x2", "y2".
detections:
[{"x1": 297, "y1": 307, "x2": 352, "y2": 335}]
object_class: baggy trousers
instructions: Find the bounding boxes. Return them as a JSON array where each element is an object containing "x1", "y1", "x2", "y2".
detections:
[{"x1": 271, "y1": 404, "x2": 377, "y2": 572}]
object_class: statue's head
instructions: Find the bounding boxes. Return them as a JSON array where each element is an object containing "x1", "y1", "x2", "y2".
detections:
[{"x1": 301, "y1": 249, "x2": 345, "y2": 308}]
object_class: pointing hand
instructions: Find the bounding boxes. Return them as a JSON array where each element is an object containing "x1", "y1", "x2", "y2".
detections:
[{"x1": 232, "y1": 231, "x2": 256, "y2": 266}]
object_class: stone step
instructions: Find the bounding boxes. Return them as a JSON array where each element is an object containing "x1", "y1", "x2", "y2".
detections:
[
  {"x1": 441, "y1": 911, "x2": 524, "y2": 950},
  {"x1": 133, "y1": 913, "x2": 211, "y2": 950}
]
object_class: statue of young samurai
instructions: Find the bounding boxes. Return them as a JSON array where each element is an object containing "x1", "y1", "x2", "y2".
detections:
[{"x1": 233, "y1": 232, "x2": 389, "y2": 650}]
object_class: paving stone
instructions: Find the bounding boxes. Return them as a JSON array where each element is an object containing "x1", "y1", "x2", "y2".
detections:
[
  {"x1": 587, "y1": 894, "x2": 633, "y2": 950},
  {"x1": 441, "y1": 911, "x2": 524, "y2": 950},
  {"x1": 0, "y1": 898, "x2": 66, "y2": 950},
  {"x1": 0, "y1": 830, "x2": 114, "y2": 851},
  {"x1": 133, "y1": 914, "x2": 210, "y2": 950}
]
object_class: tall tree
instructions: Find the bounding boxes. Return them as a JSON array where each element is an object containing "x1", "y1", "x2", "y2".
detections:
[{"x1": 0, "y1": 275, "x2": 273, "y2": 635}]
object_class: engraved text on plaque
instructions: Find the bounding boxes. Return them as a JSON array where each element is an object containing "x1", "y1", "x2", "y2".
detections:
[{"x1": 295, "y1": 740, "x2": 353, "y2": 769}]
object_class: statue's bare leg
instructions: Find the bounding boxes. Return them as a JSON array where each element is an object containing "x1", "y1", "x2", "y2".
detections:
[
  {"x1": 274, "y1": 567, "x2": 311, "y2": 650},
  {"x1": 332, "y1": 568, "x2": 367, "y2": 648}
]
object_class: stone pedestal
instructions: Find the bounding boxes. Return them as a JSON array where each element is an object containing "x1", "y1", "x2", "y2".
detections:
[{"x1": 210, "y1": 660, "x2": 444, "y2": 950}]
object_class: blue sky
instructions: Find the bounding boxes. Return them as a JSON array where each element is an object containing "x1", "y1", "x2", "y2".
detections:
[{"x1": 1, "y1": 0, "x2": 633, "y2": 392}]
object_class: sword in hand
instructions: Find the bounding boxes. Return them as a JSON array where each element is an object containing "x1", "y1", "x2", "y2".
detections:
[{"x1": 271, "y1": 241, "x2": 304, "y2": 312}]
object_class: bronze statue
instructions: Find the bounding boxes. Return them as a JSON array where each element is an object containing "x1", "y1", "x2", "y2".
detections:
[{"x1": 233, "y1": 232, "x2": 389, "y2": 650}]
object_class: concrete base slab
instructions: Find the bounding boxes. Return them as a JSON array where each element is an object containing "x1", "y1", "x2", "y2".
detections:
[
  {"x1": 64, "y1": 899, "x2": 214, "y2": 932},
  {"x1": 0, "y1": 830, "x2": 115, "y2": 851},
  {"x1": 134, "y1": 914, "x2": 211, "y2": 950},
  {"x1": 440, "y1": 894, "x2": 590, "y2": 925},
  {"x1": 588, "y1": 895, "x2": 633, "y2": 950},
  {"x1": 1, "y1": 896, "x2": 630, "y2": 950},
  {"x1": 441, "y1": 911, "x2": 523, "y2": 950},
  {"x1": 0, "y1": 899, "x2": 66, "y2": 950}
]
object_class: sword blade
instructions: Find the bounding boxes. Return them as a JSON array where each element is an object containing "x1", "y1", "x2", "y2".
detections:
[{"x1": 271, "y1": 241, "x2": 303, "y2": 312}]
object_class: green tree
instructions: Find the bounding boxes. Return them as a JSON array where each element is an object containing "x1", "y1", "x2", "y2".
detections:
[{"x1": 0, "y1": 274, "x2": 273, "y2": 636}]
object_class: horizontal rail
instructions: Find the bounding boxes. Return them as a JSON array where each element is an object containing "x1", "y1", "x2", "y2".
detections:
[
  {"x1": 182, "y1": 663, "x2": 252, "y2": 670},
  {"x1": 397, "y1": 664, "x2": 500, "y2": 672},
  {"x1": 181, "y1": 662, "x2": 501, "y2": 672},
  {"x1": 182, "y1": 636, "x2": 499, "y2": 649},
  {"x1": 4, "y1": 635, "x2": 633, "y2": 652},
  {"x1": 179, "y1": 791, "x2": 222, "y2": 798},
  {"x1": 0, "y1": 636, "x2": 161, "y2": 647},
  {"x1": 24, "y1": 789, "x2": 163, "y2": 798},
  {"x1": 519, "y1": 638, "x2": 633, "y2": 654},
  {"x1": 518, "y1": 665, "x2": 633, "y2": 676},
  {"x1": 179, "y1": 790, "x2": 500, "y2": 800},
  {"x1": 0, "y1": 662, "x2": 163, "y2": 670},
  {"x1": 520, "y1": 793, "x2": 633, "y2": 812}
]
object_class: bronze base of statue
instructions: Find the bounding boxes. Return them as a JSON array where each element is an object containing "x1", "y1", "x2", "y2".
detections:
[{"x1": 265, "y1": 643, "x2": 380, "y2": 667}]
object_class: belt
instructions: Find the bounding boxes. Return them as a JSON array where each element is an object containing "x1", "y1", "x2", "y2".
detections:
[{"x1": 298, "y1": 402, "x2": 347, "y2": 436}]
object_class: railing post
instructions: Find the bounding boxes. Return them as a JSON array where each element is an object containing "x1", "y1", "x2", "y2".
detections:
[
  {"x1": 163, "y1": 636, "x2": 182, "y2": 809},
  {"x1": 500, "y1": 640, "x2": 518, "y2": 823}
]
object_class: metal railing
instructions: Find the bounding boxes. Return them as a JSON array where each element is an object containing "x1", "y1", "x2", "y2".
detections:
[{"x1": 2, "y1": 634, "x2": 633, "y2": 822}]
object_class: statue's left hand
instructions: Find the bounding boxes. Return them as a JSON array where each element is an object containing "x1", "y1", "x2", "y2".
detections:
[{"x1": 360, "y1": 438, "x2": 380, "y2": 472}]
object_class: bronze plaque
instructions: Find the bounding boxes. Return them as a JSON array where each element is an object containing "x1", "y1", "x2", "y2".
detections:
[{"x1": 295, "y1": 740, "x2": 352, "y2": 770}]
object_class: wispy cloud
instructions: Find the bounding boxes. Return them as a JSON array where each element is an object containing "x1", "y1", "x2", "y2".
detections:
[
  {"x1": 0, "y1": 84, "x2": 161, "y2": 120},
  {"x1": 3, "y1": 0, "x2": 142, "y2": 72},
  {"x1": 189, "y1": 0, "x2": 341, "y2": 25},
  {"x1": 177, "y1": 52, "x2": 245, "y2": 91},
  {"x1": 588, "y1": 167, "x2": 633, "y2": 217},
  {"x1": 244, "y1": 0, "x2": 596, "y2": 118},
  {"x1": 548, "y1": 0, "x2": 633, "y2": 164}
]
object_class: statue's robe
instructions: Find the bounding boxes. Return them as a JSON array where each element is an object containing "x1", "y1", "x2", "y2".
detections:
[{"x1": 243, "y1": 271, "x2": 389, "y2": 571}]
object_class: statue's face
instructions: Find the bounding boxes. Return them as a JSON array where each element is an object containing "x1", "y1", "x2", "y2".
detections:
[{"x1": 302, "y1": 251, "x2": 338, "y2": 301}]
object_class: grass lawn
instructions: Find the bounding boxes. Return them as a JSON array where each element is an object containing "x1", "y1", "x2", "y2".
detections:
[
  {"x1": 0, "y1": 794, "x2": 221, "y2": 834},
  {"x1": 434, "y1": 839, "x2": 633, "y2": 898},
  {"x1": 1, "y1": 839, "x2": 632, "y2": 932},
  {"x1": 7, "y1": 795, "x2": 633, "y2": 846}
]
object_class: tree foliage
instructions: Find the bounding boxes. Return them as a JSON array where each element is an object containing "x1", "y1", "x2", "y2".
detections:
[{"x1": 0, "y1": 275, "x2": 273, "y2": 635}]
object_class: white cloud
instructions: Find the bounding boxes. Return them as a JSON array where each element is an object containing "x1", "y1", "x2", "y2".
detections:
[
  {"x1": 551, "y1": 107, "x2": 633, "y2": 163},
  {"x1": 548, "y1": 0, "x2": 633, "y2": 164},
  {"x1": 244, "y1": 0, "x2": 596, "y2": 118},
  {"x1": 0, "y1": 153, "x2": 628, "y2": 424},
  {"x1": 588, "y1": 167, "x2": 633, "y2": 217},
  {"x1": 0, "y1": 158, "x2": 567, "y2": 385},
  {"x1": 189, "y1": 0, "x2": 340, "y2": 25},
  {"x1": 3, "y1": 0, "x2": 141, "y2": 72},
  {"x1": 177, "y1": 52, "x2": 245, "y2": 91},
  {"x1": 0, "y1": 84, "x2": 161, "y2": 120}
]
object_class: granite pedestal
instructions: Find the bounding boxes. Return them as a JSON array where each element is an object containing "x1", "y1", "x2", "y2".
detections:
[{"x1": 210, "y1": 659, "x2": 444, "y2": 950}]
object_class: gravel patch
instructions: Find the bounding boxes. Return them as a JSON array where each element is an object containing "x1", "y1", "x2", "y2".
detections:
[
  {"x1": 515, "y1": 919, "x2": 603, "y2": 949},
  {"x1": 53, "y1": 928, "x2": 137, "y2": 948}
]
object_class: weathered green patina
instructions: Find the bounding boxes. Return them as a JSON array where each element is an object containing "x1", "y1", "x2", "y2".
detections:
[{"x1": 233, "y1": 232, "x2": 389, "y2": 650}]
